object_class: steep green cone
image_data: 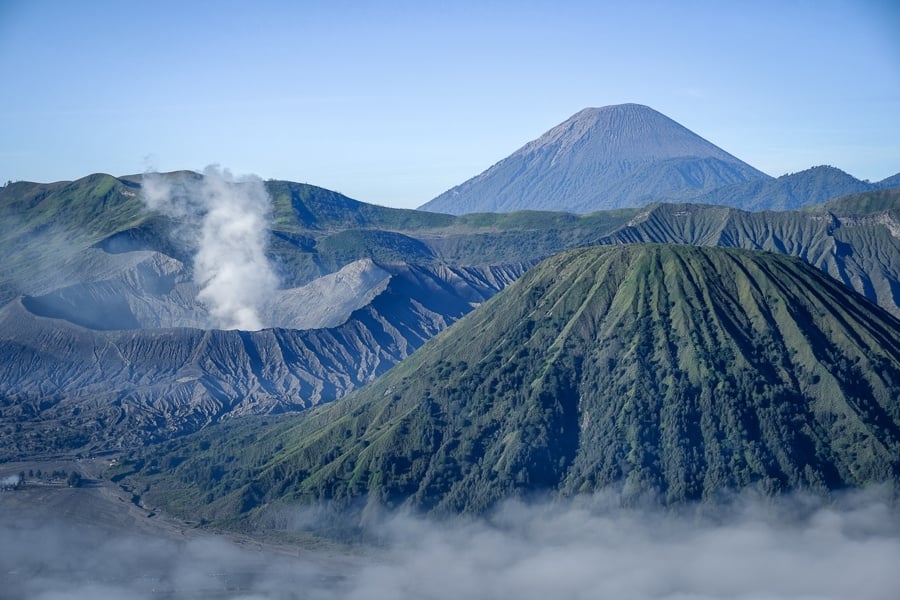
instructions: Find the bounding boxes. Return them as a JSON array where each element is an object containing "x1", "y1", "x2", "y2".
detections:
[{"x1": 127, "y1": 244, "x2": 900, "y2": 517}]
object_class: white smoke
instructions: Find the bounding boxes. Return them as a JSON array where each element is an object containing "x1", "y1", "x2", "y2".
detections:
[{"x1": 141, "y1": 166, "x2": 278, "y2": 330}]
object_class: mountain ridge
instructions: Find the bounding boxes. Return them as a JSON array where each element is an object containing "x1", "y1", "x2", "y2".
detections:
[{"x1": 2, "y1": 174, "x2": 899, "y2": 461}]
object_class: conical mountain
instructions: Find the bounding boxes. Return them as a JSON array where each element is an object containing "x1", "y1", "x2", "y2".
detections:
[
  {"x1": 420, "y1": 104, "x2": 770, "y2": 214},
  {"x1": 127, "y1": 244, "x2": 900, "y2": 519}
]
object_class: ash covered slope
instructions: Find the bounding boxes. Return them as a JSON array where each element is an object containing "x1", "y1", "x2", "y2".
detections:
[
  {"x1": 420, "y1": 104, "x2": 770, "y2": 214},
  {"x1": 0, "y1": 259, "x2": 526, "y2": 459},
  {"x1": 128, "y1": 245, "x2": 900, "y2": 519}
]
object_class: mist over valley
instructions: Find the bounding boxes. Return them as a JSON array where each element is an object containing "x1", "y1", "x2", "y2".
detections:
[{"x1": 3, "y1": 465, "x2": 899, "y2": 599}]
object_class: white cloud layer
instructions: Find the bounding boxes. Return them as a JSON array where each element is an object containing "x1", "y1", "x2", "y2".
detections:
[{"x1": 2, "y1": 488, "x2": 898, "y2": 599}]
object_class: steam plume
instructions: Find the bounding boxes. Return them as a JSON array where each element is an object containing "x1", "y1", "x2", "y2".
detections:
[{"x1": 141, "y1": 166, "x2": 278, "y2": 330}]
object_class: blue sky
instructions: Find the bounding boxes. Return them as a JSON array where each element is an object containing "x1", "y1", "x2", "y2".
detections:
[{"x1": 1, "y1": 0, "x2": 898, "y2": 209}]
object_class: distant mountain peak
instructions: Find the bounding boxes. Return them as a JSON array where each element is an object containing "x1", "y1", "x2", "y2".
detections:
[
  {"x1": 689, "y1": 164, "x2": 882, "y2": 211},
  {"x1": 420, "y1": 104, "x2": 770, "y2": 214}
]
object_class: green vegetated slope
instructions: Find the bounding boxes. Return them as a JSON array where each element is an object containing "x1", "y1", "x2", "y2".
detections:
[
  {"x1": 0, "y1": 174, "x2": 149, "y2": 302},
  {"x1": 121, "y1": 244, "x2": 900, "y2": 520},
  {"x1": 0, "y1": 174, "x2": 145, "y2": 240},
  {"x1": 264, "y1": 179, "x2": 641, "y2": 283}
]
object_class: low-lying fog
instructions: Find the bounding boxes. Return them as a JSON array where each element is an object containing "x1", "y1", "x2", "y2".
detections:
[{"x1": 2, "y1": 487, "x2": 898, "y2": 599}]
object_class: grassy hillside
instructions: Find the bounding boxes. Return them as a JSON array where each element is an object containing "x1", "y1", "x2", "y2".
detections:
[
  {"x1": 0, "y1": 174, "x2": 150, "y2": 302},
  {"x1": 0, "y1": 174, "x2": 146, "y2": 238}
]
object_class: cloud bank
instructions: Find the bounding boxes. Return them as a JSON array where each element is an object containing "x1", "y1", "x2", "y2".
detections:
[
  {"x1": 349, "y1": 490, "x2": 900, "y2": 600},
  {"x1": 142, "y1": 166, "x2": 278, "y2": 330},
  {"x1": 2, "y1": 488, "x2": 899, "y2": 599}
]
